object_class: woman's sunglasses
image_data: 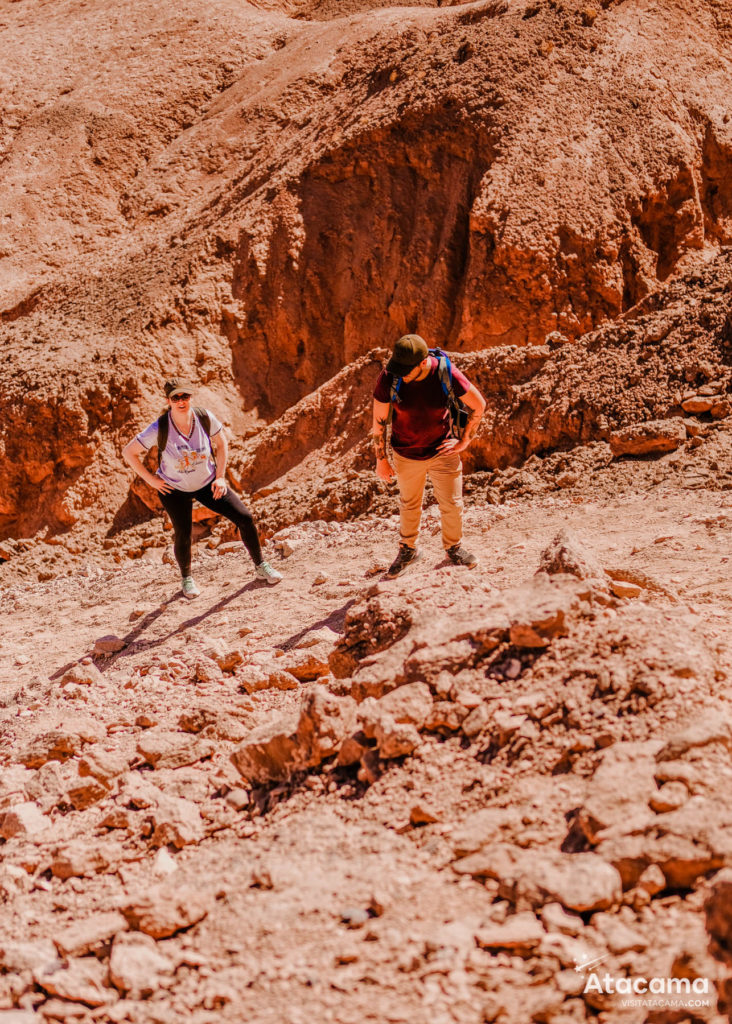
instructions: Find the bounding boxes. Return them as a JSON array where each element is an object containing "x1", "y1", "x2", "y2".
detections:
[{"x1": 171, "y1": 393, "x2": 191, "y2": 402}]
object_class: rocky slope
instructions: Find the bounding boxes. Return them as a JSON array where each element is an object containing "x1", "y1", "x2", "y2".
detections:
[{"x1": 2, "y1": 476, "x2": 732, "y2": 1022}]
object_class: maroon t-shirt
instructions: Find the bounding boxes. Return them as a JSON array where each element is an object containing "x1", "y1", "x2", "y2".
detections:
[{"x1": 373, "y1": 356, "x2": 471, "y2": 460}]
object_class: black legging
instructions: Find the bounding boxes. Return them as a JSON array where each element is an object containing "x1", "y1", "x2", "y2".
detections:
[{"x1": 160, "y1": 481, "x2": 262, "y2": 576}]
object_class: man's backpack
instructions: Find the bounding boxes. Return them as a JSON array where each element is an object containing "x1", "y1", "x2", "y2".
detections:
[
  {"x1": 389, "y1": 348, "x2": 469, "y2": 439},
  {"x1": 155, "y1": 407, "x2": 213, "y2": 469}
]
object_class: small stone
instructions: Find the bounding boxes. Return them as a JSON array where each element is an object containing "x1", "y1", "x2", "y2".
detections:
[
  {"x1": 681, "y1": 396, "x2": 714, "y2": 414},
  {"x1": 295, "y1": 627, "x2": 339, "y2": 649},
  {"x1": 462, "y1": 703, "x2": 491, "y2": 738},
  {"x1": 68, "y1": 777, "x2": 110, "y2": 810},
  {"x1": 540, "y1": 903, "x2": 584, "y2": 936},
  {"x1": 609, "y1": 580, "x2": 642, "y2": 599},
  {"x1": 409, "y1": 803, "x2": 440, "y2": 826},
  {"x1": 54, "y1": 911, "x2": 128, "y2": 958},
  {"x1": 704, "y1": 868, "x2": 732, "y2": 960},
  {"x1": 0, "y1": 939, "x2": 58, "y2": 973},
  {"x1": 538, "y1": 931, "x2": 603, "y2": 970},
  {"x1": 50, "y1": 842, "x2": 113, "y2": 879},
  {"x1": 424, "y1": 701, "x2": 468, "y2": 732},
  {"x1": 0, "y1": 801, "x2": 48, "y2": 839},
  {"x1": 60, "y1": 663, "x2": 104, "y2": 687},
  {"x1": 109, "y1": 932, "x2": 173, "y2": 998},
  {"x1": 93, "y1": 635, "x2": 126, "y2": 656},
  {"x1": 591, "y1": 913, "x2": 647, "y2": 954},
  {"x1": 0, "y1": 863, "x2": 30, "y2": 899},
  {"x1": 451, "y1": 687, "x2": 482, "y2": 709},
  {"x1": 240, "y1": 664, "x2": 300, "y2": 692},
  {"x1": 656, "y1": 717, "x2": 732, "y2": 761},
  {"x1": 281, "y1": 647, "x2": 331, "y2": 682},
  {"x1": 275, "y1": 538, "x2": 299, "y2": 557},
  {"x1": 135, "y1": 713, "x2": 158, "y2": 728},
  {"x1": 340, "y1": 907, "x2": 370, "y2": 928},
  {"x1": 120, "y1": 884, "x2": 212, "y2": 938},
  {"x1": 683, "y1": 418, "x2": 704, "y2": 437},
  {"x1": 449, "y1": 807, "x2": 520, "y2": 857},
  {"x1": 225, "y1": 787, "x2": 250, "y2": 811},
  {"x1": 0, "y1": 541, "x2": 16, "y2": 561},
  {"x1": 217, "y1": 648, "x2": 244, "y2": 673},
  {"x1": 493, "y1": 711, "x2": 526, "y2": 746},
  {"x1": 609, "y1": 418, "x2": 686, "y2": 457},
  {"x1": 78, "y1": 747, "x2": 129, "y2": 784},
  {"x1": 475, "y1": 912, "x2": 545, "y2": 951},
  {"x1": 149, "y1": 795, "x2": 204, "y2": 849},
  {"x1": 649, "y1": 780, "x2": 688, "y2": 813},
  {"x1": 194, "y1": 656, "x2": 223, "y2": 684},
  {"x1": 136, "y1": 730, "x2": 215, "y2": 770},
  {"x1": 17, "y1": 730, "x2": 80, "y2": 768},
  {"x1": 503, "y1": 659, "x2": 523, "y2": 680},
  {"x1": 637, "y1": 864, "x2": 666, "y2": 896},
  {"x1": 312, "y1": 573, "x2": 329, "y2": 585},
  {"x1": 152, "y1": 848, "x2": 178, "y2": 878},
  {"x1": 34, "y1": 957, "x2": 112, "y2": 1007},
  {"x1": 537, "y1": 529, "x2": 606, "y2": 582}
]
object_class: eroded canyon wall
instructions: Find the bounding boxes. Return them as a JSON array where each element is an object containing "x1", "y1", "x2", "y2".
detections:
[{"x1": 2, "y1": 0, "x2": 732, "y2": 538}]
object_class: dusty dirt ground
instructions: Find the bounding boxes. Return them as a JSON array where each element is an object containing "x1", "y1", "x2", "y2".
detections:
[{"x1": 3, "y1": 436, "x2": 732, "y2": 1022}]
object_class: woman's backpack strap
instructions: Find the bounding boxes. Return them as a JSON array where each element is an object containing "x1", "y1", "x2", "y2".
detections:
[
  {"x1": 194, "y1": 407, "x2": 214, "y2": 457},
  {"x1": 194, "y1": 407, "x2": 212, "y2": 439},
  {"x1": 156, "y1": 411, "x2": 169, "y2": 469}
]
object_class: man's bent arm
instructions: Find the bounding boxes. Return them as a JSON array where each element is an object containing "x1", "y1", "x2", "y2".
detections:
[
  {"x1": 372, "y1": 399, "x2": 391, "y2": 462},
  {"x1": 460, "y1": 385, "x2": 486, "y2": 446}
]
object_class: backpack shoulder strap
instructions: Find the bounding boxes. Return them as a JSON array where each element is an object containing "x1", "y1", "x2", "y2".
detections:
[
  {"x1": 194, "y1": 406, "x2": 212, "y2": 439},
  {"x1": 156, "y1": 411, "x2": 169, "y2": 469},
  {"x1": 389, "y1": 377, "x2": 402, "y2": 404},
  {"x1": 429, "y1": 348, "x2": 455, "y2": 402},
  {"x1": 194, "y1": 407, "x2": 216, "y2": 460}
]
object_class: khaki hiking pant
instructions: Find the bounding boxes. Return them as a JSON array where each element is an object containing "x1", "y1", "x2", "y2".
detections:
[{"x1": 392, "y1": 450, "x2": 463, "y2": 550}]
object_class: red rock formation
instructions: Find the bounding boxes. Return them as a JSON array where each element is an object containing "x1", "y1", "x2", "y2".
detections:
[{"x1": 2, "y1": 0, "x2": 732, "y2": 542}]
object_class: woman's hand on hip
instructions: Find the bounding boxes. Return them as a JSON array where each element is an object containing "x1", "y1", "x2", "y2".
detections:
[
  {"x1": 149, "y1": 476, "x2": 174, "y2": 494},
  {"x1": 212, "y1": 477, "x2": 228, "y2": 499}
]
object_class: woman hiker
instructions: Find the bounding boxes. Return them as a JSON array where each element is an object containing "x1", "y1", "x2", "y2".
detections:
[{"x1": 122, "y1": 378, "x2": 282, "y2": 598}]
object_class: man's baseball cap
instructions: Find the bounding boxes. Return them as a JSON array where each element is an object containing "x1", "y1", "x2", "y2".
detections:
[
  {"x1": 164, "y1": 377, "x2": 196, "y2": 398},
  {"x1": 386, "y1": 334, "x2": 429, "y2": 377}
]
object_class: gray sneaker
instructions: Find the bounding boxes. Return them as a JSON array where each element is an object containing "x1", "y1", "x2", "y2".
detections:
[
  {"x1": 387, "y1": 544, "x2": 421, "y2": 578},
  {"x1": 256, "y1": 561, "x2": 283, "y2": 585},
  {"x1": 181, "y1": 576, "x2": 201, "y2": 599},
  {"x1": 446, "y1": 544, "x2": 477, "y2": 569}
]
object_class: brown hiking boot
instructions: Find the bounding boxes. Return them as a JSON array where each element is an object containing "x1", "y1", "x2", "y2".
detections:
[
  {"x1": 446, "y1": 544, "x2": 477, "y2": 568},
  {"x1": 387, "y1": 544, "x2": 421, "y2": 578}
]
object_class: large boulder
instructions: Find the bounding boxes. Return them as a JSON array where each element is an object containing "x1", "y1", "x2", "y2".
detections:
[
  {"x1": 231, "y1": 687, "x2": 356, "y2": 784},
  {"x1": 453, "y1": 845, "x2": 622, "y2": 913}
]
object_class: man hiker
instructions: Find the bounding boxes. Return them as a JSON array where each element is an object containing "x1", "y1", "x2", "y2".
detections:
[
  {"x1": 372, "y1": 334, "x2": 486, "y2": 578},
  {"x1": 122, "y1": 378, "x2": 282, "y2": 598}
]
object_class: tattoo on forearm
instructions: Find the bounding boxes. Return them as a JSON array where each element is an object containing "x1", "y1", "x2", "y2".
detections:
[
  {"x1": 463, "y1": 407, "x2": 482, "y2": 441},
  {"x1": 372, "y1": 417, "x2": 389, "y2": 461}
]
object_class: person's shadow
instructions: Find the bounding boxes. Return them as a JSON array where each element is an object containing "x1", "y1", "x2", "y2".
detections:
[
  {"x1": 277, "y1": 600, "x2": 355, "y2": 652},
  {"x1": 50, "y1": 579, "x2": 262, "y2": 678}
]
